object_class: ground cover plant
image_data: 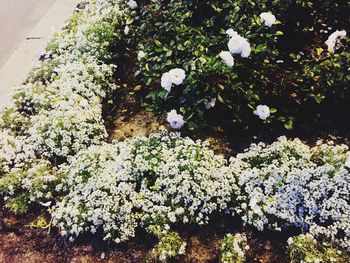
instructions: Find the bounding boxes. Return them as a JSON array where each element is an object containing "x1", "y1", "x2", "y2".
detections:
[{"x1": 0, "y1": 0, "x2": 350, "y2": 262}]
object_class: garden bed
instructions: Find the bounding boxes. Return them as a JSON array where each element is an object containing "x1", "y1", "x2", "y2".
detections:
[{"x1": 1, "y1": 0, "x2": 350, "y2": 262}]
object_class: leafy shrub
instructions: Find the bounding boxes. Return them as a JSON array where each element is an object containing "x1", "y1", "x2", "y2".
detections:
[
  {"x1": 0, "y1": 0, "x2": 125, "y2": 212},
  {"x1": 28, "y1": 104, "x2": 107, "y2": 159},
  {"x1": 52, "y1": 132, "x2": 236, "y2": 242},
  {"x1": 150, "y1": 231, "x2": 186, "y2": 262},
  {"x1": 220, "y1": 233, "x2": 248, "y2": 263},
  {"x1": 125, "y1": 0, "x2": 349, "y2": 131},
  {"x1": 288, "y1": 234, "x2": 350, "y2": 263},
  {"x1": 0, "y1": 160, "x2": 60, "y2": 213}
]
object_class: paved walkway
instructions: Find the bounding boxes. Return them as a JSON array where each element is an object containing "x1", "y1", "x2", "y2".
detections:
[
  {"x1": 0, "y1": 0, "x2": 57, "y2": 68},
  {"x1": 0, "y1": 0, "x2": 81, "y2": 107}
]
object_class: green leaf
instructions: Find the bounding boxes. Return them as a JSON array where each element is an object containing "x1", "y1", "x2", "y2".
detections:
[
  {"x1": 275, "y1": 31, "x2": 284, "y2": 36},
  {"x1": 217, "y1": 94, "x2": 224, "y2": 104},
  {"x1": 126, "y1": 18, "x2": 134, "y2": 25},
  {"x1": 269, "y1": 108, "x2": 277, "y2": 113},
  {"x1": 154, "y1": 40, "x2": 162, "y2": 47}
]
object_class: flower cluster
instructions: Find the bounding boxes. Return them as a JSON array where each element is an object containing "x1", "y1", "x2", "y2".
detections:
[
  {"x1": 151, "y1": 231, "x2": 186, "y2": 262},
  {"x1": 0, "y1": 0, "x2": 127, "y2": 212},
  {"x1": 52, "y1": 132, "x2": 235, "y2": 242},
  {"x1": 229, "y1": 137, "x2": 350, "y2": 249},
  {"x1": 220, "y1": 233, "x2": 248, "y2": 263}
]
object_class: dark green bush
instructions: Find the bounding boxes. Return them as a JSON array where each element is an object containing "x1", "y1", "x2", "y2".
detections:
[{"x1": 125, "y1": 0, "x2": 349, "y2": 131}]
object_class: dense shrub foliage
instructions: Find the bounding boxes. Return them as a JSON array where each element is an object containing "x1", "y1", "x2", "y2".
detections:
[
  {"x1": 126, "y1": 0, "x2": 349, "y2": 130},
  {"x1": 50, "y1": 132, "x2": 350, "y2": 252},
  {"x1": 288, "y1": 234, "x2": 350, "y2": 263}
]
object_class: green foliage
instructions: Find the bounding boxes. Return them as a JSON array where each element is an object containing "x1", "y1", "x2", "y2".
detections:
[
  {"x1": 220, "y1": 233, "x2": 248, "y2": 263},
  {"x1": 150, "y1": 231, "x2": 186, "y2": 262},
  {"x1": 127, "y1": 0, "x2": 349, "y2": 131},
  {"x1": 288, "y1": 234, "x2": 350, "y2": 263}
]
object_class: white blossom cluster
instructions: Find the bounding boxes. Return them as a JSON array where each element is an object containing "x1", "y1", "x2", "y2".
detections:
[
  {"x1": 151, "y1": 231, "x2": 186, "y2": 262},
  {"x1": 52, "y1": 132, "x2": 236, "y2": 242},
  {"x1": 0, "y1": 0, "x2": 126, "y2": 211},
  {"x1": 220, "y1": 233, "x2": 248, "y2": 263},
  {"x1": 229, "y1": 137, "x2": 350, "y2": 249}
]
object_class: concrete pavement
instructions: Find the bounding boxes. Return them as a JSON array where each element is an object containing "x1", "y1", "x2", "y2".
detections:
[
  {"x1": 0, "y1": 0, "x2": 81, "y2": 107},
  {"x1": 0, "y1": 0, "x2": 57, "y2": 68}
]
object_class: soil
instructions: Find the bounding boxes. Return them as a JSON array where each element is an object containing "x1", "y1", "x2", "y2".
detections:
[{"x1": 0, "y1": 202, "x2": 294, "y2": 263}]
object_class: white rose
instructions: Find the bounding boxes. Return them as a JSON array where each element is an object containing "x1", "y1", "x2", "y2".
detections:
[
  {"x1": 219, "y1": 51, "x2": 234, "y2": 67},
  {"x1": 226, "y1": 29, "x2": 238, "y2": 38},
  {"x1": 168, "y1": 68, "x2": 186, "y2": 85},
  {"x1": 228, "y1": 33, "x2": 251, "y2": 58},
  {"x1": 325, "y1": 30, "x2": 347, "y2": 53},
  {"x1": 167, "y1": 110, "x2": 185, "y2": 129},
  {"x1": 260, "y1": 12, "x2": 276, "y2": 27},
  {"x1": 254, "y1": 105, "x2": 270, "y2": 120},
  {"x1": 161, "y1": 72, "x2": 173, "y2": 92}
]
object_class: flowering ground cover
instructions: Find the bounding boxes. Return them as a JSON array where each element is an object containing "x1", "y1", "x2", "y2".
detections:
[{"x1": 0, "y1": 0, "x2": 350, "y2": 262}]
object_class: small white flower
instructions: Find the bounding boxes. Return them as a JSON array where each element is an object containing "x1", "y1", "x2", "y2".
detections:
[
  {"x1": 260, "y1": 12, "x2": 276, "y2": 27},
  {"x1": 168, "y1": 68, "x2": 186, "y2": 85},
  {"x1": 161, "y1": 72, "x2": 173, "y2": 92},
  {"x1": 101, "y1": 252, "x2": 106, "y2": 259},
  {"x1": 345, "y1": 154, "x2": 350, "y2": 168},
  {"x1": 127, "y1": 0, "x2": 138, "y2": 9},
  {"x1": 219, "y1": 51, "x2": 234, "y2": 67},
  {"x1": 254, "y1": 105, "x2": 270, "y2": 120},
  {"x1": 325, "y1": 30, "x2": 347, "y2": 53},
  {"x1": 204, "y1": 98, "x2": 216, "y2": 109},
  {"x1": 167, "y1": 110, "x2": 185, "y2": 129},
  {"x1": 124, "y1": 25, "x2": 130, "y2": 35},
  {"x1": 137, "y1": 51, "x2": 146, "y2": 59},
  {"x1": 228, "y1": 33, "x2": 251, "y2": 58}
]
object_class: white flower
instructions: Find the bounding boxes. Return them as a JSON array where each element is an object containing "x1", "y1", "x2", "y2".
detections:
[
  {"x1": 127, "y1": 0, "x2": 138, "y2": 9},
  {"x1": 166, "y1": 110, "x2": 185, "y2": 129},
  {"x1": 227, "y1": 33, "x2": 251, "y2": 58},
  {"x1": 124, "y1": 25, "x2": 130, "y2": 35},
  {"x1": 137, "y1": 51, "x2": 146, "y2": 59},
  {"x1": 226, "y1": 29, "x2": 238, "y2": 38},
  {"x1": 219, "y1": 51, "x2": 234, "y2": 67},
  {"x1": 345, "y1": 154, "x2": 350, "y2": 168},
  {"x1": 168, "y1": 68, "x2": 186, "y2": 85},
  {"x1": 253, "y1": 105, "x2": 270, "y2": 120},
  {"x1": 161, "y1": 72, "x2": 173, "y2": 92},
  {"x1": 325, "y1": 30, "x2": 347, "y2": 53},
  {"x1": 260, "y1": 12, "x2": 276, "y2": 27},
  {"x1": 204, "y1": 98, "x2": 216, "y2": 109}
]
